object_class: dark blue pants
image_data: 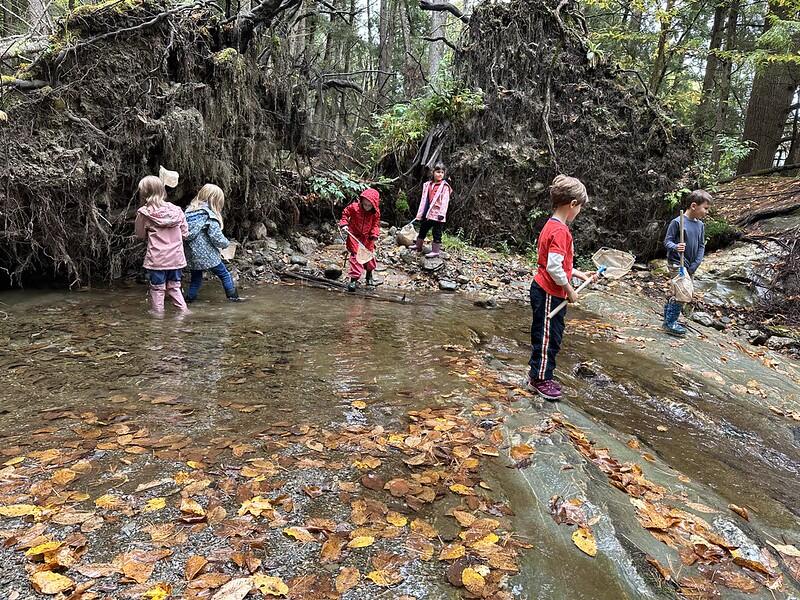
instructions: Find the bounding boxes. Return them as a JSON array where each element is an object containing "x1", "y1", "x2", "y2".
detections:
[
  {"x1": 148, "y1": 269, "x2": 182, "y2": 285},
  {"x1": 528, "y1": 281, "x2": 566, "y2": 381},
  {"x1": 187, "y1": 262, "x2": 234, "y2": 301}
]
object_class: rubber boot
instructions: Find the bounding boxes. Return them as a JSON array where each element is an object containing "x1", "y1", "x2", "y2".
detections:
[
  {"x1": 148, "y1": 283, "x2": 166, "y2": 316},
  {"x1": 226, "y1": 288, "x2": 247, "y2": 302},
  {"x1": 410, "y1": 238, "x2": 424, "y2": 253},
  {"x1": 365, "y1": 270, "x2": 374, "y2": 287},
  {"x1": 425, "y1": 242, "x2": 441, "y2": 258},
  {"x1": 662, "y1": 301, "x2": 686, "y2": 337},
  {"x1": 166, "y1": 281, "x2": 190, "y2": 312},
  {"x1": 347, "y1": 278, "x2": 357, "y2": 292}
]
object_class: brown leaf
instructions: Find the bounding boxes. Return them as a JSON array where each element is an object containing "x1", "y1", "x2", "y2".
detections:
[
  {"x1": 410, "y1": 518, "x2": 437, "y2": 539},
  {"x1": 366, "y1": 569, "x2": 404, "y2": 587},
  {"x1": 728, "y1": 503, "x2": 749, "y2": 520},
  {"x1": 284, "y1": 527, "x2": 316, "y2": 543},
  {"x1": 31, "y1": 571, "x2": 75, "y2": 595},
  {"x1": 335, "y1": 567, "x2": 360, "y2": 593},
  {"x1": 510, "y1": 444, "x2": 535, "y2": 462},
  {"x1": 572, "y1": 527, "x2": 597, "y2": 557},
  {"x1": 185, "y1": 555, "x2": 208, "y2": 581},
  {"x1": 210, "y1": 577, "x2": 253, "y2": 600},
  {"x1": 461, "y1": 567, "x2": 486, "y2": 594},
  {"x1": 320, "y1": 535, "x2": 347, "y2": 563}
]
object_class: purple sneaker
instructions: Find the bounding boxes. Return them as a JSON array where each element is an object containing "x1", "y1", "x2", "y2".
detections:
[{"x1": 533, "y1": 379, "x2": 562, "y2": 401}]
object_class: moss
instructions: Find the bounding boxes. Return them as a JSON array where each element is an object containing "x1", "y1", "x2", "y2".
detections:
[
  {"x1": 70, "y1": 0, "x2": 141, "y2": 18},
  {"x1": 0, "y1": 75, "x2": 17, "y2": 85},
  {"x1": 213, "y1": 48, "x2": 240, "y2": 66}
]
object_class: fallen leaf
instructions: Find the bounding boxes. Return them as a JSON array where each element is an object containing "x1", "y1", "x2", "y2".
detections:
[
  {"x1": 728, "y1": 503, "x2": 749, "y2": 520},
  {"x1": 348, "y1": 536, "x2": 375, "y2": 548},
  {"x1": 284, "y1": 527, "x2": 316, "y2": 543},
  {"x1": 0, "y1": 503, "x2": 40, "y2": 517},
  {"x1": 449, "y1": 484, "x2": 475, "y2": 496},
  {"x1": 25, "y1": 540, "x2": 63, "y2": 559},
  {"x1": 185, "y1": 555, "x2": 208, "y2": 581},
  {"x1": 180, "y1": 498, "x2": 206, "y2": 522},
  {"x1": 145, "y1": 498, "x2": 167, "y2": 512},
  {"x1": 768, "y1": 542, "x2": 800, "y2": 558},
  {"x1": 572, "y1": 527, "x2": 597, "y2": 557},
  {"x1": 410, "y1": 519, "x2": 437, "y2": 539},
  {"x1": 335, "y1": 567, "x2": 360, "y2": 593},
  {"x1": 143, "y1": 583, "x2": 172, "y2": 600},
  {"x1": 251, "y1": 574, "x2": 289, "y2": 596},
  {"x1": 386, "y1": 511, "x2": 408, "y2": 527},
  {"x1": 510, "y1": 444, "x2": 535, "y2": 462},
  {"x1": 461, "y1": 567, "x2": 485, "y2": 594},
  {"x1": 439, "y1": 543, "x2": 466, "y2": 560},
  {"x1": 31, "y1": 571, "x2": 75, "y2": 594},
  {"x1": 51, "y1": 468, "x2": 78, "y2": 486},
  {"x1": 366, "y1": 569, "x2": 403, "y2": 586},
  {"x1": 351, "y1": 401, "x2": 367, "y2": 410},
  {"x1": 211, "y1": 577, "x2": 253, "y2": 600}
]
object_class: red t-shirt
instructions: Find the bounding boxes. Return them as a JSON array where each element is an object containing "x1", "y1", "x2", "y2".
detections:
[{"x1": 534, "y1": 218, "x2": 574, "y2": 299}]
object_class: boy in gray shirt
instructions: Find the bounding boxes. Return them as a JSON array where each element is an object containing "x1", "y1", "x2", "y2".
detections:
[{"x1": 662, "y1": 189, "x2": 711, "y2": 336}]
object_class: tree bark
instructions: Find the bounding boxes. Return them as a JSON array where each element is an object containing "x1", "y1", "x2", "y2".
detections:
[
  {"x1": 376, "y1": 0, "x2": 396, "y2": 109},
  {"x1": 710, "y1": 0, "x2": 739, "y2": 169},
  {"x1": 427, "y1": 1, "x2": 447, "y2": 81},
  {"x1": 27, "y1": 0, "x2": 50, "y2": 35},
  {"x1": 736, "y1": 1, "x2": 800, "y2": 174},
  {"x1": 648, "y1": 0, "x2": 674, "y2": 95},
  {"x1": 695, "y1": 2, "x2": 727, "y2": 129}
]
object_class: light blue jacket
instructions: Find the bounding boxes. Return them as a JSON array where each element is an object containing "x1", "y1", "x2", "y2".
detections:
[{"x1": 184, "y1": 205, "x2": 229, "y2": 271}]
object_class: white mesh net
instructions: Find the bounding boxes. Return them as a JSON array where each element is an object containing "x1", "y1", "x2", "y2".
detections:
[{"x1": 591, "y1": 248, "x2": 635, "y2": 280}]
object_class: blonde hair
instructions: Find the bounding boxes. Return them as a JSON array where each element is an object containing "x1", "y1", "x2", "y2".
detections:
[
  {"x1": 550, "y1": 174, "x2": 588, "y2": 207},
  {"x1": 188, "y1": 183, "x2": 226, "y2": 228},
  {"x1": 138, "y1": 175, "x2": 167, "y2": 208}
]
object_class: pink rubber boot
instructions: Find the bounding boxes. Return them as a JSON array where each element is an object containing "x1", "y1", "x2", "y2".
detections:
[
  {"x1": 166, "y1": 281, "x2": 190, "y2": 312},
  {"x1": 425, "y1": 242, "x2": 441, "y2": 258},
  {"x1": 410, "y1": 238, "x2": 424, "y2": 253},
  {"x1": 148, "y1": 283, "x2": 166, "y2": 316}
]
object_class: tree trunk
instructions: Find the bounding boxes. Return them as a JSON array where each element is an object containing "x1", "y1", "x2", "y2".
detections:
[
  {"x1": 400, "y1": 0, "x2": 422, "y2": 95},
  {"x1": 427, "y1": 1, "x2": 447, "y2": 81},
  {"x1": 736, "y1": 1, "x2": 800, "y2": 174},
  {"x1": 787, "y1": 100, "x2": 800, "y2": 166},
  {"x1": 27, "y1": 0, "x2": 49, "y2": 35},
  {"x1": 376, "y1": 0, "x2": 396, "y2": 109},
  {"x1": 627, "y1": 8, "x2": 642, "y2": 63},
  {"x1": 710, "y1": 0, "x2": 739, "y2": 169},
  {"x1": 695, "y1": 2, "x2": 727, "y2": 129},
  {"x1": 648, "y1": 0, "x2": 674, "y2": 95}
]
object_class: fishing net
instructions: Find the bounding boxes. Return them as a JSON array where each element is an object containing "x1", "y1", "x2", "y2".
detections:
[
  {"x1": 670, "y1": 271, "x2": 694, "y2": 303},
  {"x1": 591, "y1": 248, "x2": 635, "y2": 280},
  {"x1": 355, "y1": 244, "x2": 374, "y2": 265},
  {"x1": 396, "y1": 223, "x2": 417, "y2": 247}
]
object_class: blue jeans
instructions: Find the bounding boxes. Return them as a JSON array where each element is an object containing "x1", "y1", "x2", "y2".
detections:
[
  {"x1": 148, "y1": 269, "x2": 182, "y2": 285},
  {"x1": 188, "y1": 262, "x2": 234, "y2": 300}
]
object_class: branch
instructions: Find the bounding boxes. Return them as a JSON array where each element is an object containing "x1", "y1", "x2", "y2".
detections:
[
  {"x1": 422, "y1": 35, "x2": 457, "y2": 51},
  {"x1": 0, "y1": 78, "x2": 49, "y2": 90},
  {"x1": 719, "y1": 162, "x2": 800, "y2": 183},
  {"x1": 418, "y1": 0, "x2": 469, "y2": 24},
  {"x1": 317, "y1": 78, "x2": 364, "y2": 93}
]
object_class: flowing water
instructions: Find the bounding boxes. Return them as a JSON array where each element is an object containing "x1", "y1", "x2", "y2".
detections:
[{"x1": 1, "y1": 282, "x2": 798, "y2": 598}]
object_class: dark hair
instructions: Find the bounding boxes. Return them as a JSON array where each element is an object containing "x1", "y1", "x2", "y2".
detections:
[
  {"x1": 432, "y1": 163, "x2": 446, "y2": 174},
  {"x1": 550, "y1": 174, "x2": 588, "y2": 207},
  {"x1": 686, "y1": 189, "x2": 712, "y2": 208}
]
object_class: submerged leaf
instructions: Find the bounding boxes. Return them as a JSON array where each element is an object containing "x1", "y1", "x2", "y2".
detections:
[{"x1": 572, "y1": 527, "x2": 597, "y2": 557}]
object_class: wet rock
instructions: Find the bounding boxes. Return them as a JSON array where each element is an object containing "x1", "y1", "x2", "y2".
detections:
[
  {"x1": 439, "y1": 280, "x2": 458, "y2": 292},
  {"x1": 573, "y1": 361, "x2": 612, "y2": 386},
  {"x1": 251, "y1": 222, "x2": 268, "y2": 240},
  {"x1": 422, "y1": 257, "x2": 444, "y2": 272},
  {"x1": 746, "y1": 329, "x2": 768, "y2": 345},
  {"x1": 649, "y1": 259, "x2": 669, "y2": 276},
  {"x1": 691, "y1": 312, "x2": 714, "y2": 328},
  {"x1": 323, "y1": 264, "x2": 342, "y2": 280},
  {"x1": 265, "y1": 219, "x2": 278, "y2": 236},
  {"x1": 388, "y1": 226, "x2": 397, "y2": 236},
  {"x1": 767, "y1": 336, "x2": 797, "y2": 351},
  {"x1": 474, "y1": 297, "x2": 498, "y2": 309},
  {"x1": 290, "y1": 254, "x2": 308, "y2": 266},
  {"x1": 264, "y1": 237, "x2": 278, "y2": 250},
  {"x1": 711, "y1": 319, "x2": 726, "y2": 331},
  {"x1": 456, "y1": 274, "x2": 471, "y2": 285},
  {"x1": 295, "y1": 235, "x2": 317, "y2": 255}
]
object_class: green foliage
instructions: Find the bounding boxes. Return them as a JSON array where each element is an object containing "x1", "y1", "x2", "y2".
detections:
[
  {"x1": 367, "y1": 86, "x2": 484, "y2": 160},
  {"x1": 575, "y1": 254, "x2": 595, "y2": 272},
  {"x1": 395, "y1": 191, "x2": 410, "y2": 215},
  {"x1": 494, "y1": 240, "x2": 512, "y2": 256},
  {"x1": 527, "y1": 208, "x2": 548, "y2": 228},
  {"x1": 715, "y1": 136, "x2": 756, "y2": 180},
  {"x1": 442, "y1": 230, "x2": 470, "y2": 252},
  {"x1": 308, "y1": 170, "x2": 367, "y2": 204},
  {"x1": 705, "y1": 217, "x2": 739, "y2": 248},
  {"x1": 665, "y1": 187, "x2": 691, "y2": 210}
]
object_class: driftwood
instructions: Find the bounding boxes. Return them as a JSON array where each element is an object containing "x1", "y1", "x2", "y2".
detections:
[{"x1": 279, "y1": 270, "x2": 415, "y2": 305}]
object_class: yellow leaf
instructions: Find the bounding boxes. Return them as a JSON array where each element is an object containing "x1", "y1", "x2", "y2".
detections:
[
  {"x1": 51, "y1": 468, "x2": 77, "y2": 486},
  {"x1": 252, "y1": 574, "x2": 289, "y2": 596},
  {"x1": 351, "y1": 401, "x2": 367, "y2": 409},
  {"x1": 439, "y1": 543, "x2": 466, "y2": 560},
  {"x1": 347, "y1": 535, "x2": 375, "y2": 548},
  {"x1": 572, "y1": 527, "x2": 597, "y2": 557},
  {"x1": 410, "y1": 519, "x2": 437, "y2": 539},
  {"x1": 461, "y1": 567, "x2": 486, "y2": 594},
  {"x1": 449, "y1": 484, "x2": 475, "y2": 496},
  {"x1": 3, "y1": 456, "x2": 24, "y2": 466},
  {"x1": 180, "y1": 498, "x2": 206, "y2": 518},
  {"x1": 25, "y1": 541, "x2": 62, "y2": 558},
  {"x1": 94, "y1": 494, "x2": 125, "y2": 510},
  {"x1": 186, "y1": 461, "x2": 204, "y2": 470},
  {"x1": 386, "y1": 511, "x2": 408, "y2": 527},
  {"x1": 145, "y1": 498, "x2": 166, "y2": 512},
  {"x1": 335, "y1": 567, "x2": 360, "y2": 593},
  {"x1": 283, "y1": 527, "x2": 316, "y2": 543},
  {"x1": 30, "y1": 571, "x2": 75, "y2": 594},
  {"x1": 143, "y1": 582, "x2": 172, "y2": 600},
  {"x1": 239, "y1": 496, "x2": 273, "y2": 517},
  {"x1": 510, "y1": 444, "x2": 535, "y2": 461},
  {"x1": 0, "y1": 503, "x2": 40, "y2": 517},
  {"x1": 469, "y1": 532, "x2": 499, "y2": 551},
  {"x1": 366, "y1": 569, "x2": 403, "y2": 586},
  {"x1": 768, "y1": 542, "x2": 800, "y2": 558}
]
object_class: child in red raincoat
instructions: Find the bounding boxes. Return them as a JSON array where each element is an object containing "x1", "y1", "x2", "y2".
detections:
[{"x1": 339, "y1": 188, "x2": 381, "y2": 292}]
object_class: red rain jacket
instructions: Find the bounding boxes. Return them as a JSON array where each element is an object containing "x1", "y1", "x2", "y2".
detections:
[{"x1": 339, "y1": 188, "x2": 381, "y2": 253}]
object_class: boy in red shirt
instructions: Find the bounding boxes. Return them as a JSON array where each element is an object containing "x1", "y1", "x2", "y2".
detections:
[{"x1": 528, "y1": 175, "x2": 593, "y2": 401}]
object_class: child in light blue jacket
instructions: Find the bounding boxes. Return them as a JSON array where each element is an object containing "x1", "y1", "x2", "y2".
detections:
[{"x1": 184, "y1": 184, "x2": 244, "y2": 303}]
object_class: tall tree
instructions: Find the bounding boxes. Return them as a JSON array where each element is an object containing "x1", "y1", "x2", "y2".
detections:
[
  {"x1": 737, "y1": 0, "x2": 800, "y2": 174},
  {"x1": 695, "y1": 1, "x2": 728, "y2": 129},
  {"x1": 710, "y1": 0, "x2": 739, "y2": 169}
]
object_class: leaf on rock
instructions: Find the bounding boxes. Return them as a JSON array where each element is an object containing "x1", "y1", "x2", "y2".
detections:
[
  {"x1": 335, "y1": 567, "x2": 360, "y2": 593},
  {"x1": 386, "y1": 511, "x2": 408, "y2": 527},
  {"x1": 252, "y1": 574, "x2": 289, "y2": 596},
  {"x1": 348, "y1": 535, "x2": 375, "y2": 548},
  {"x1": 439, "y1": 543, "x2": 466, "y2": 561},
  {"x1": 30, "y1": 571, "x2": 75, "y2": 595},
  {"x1": 572, "y1": 527, "x2": 597, "y2": 557},
  {"x1": 461, "y1": 567, "x2": 486, "y2": 594},
  {"x1": 145, "y1": 497, "x2": 167, "y2": 512},
  {"x1": 210, "y1": 577, "x2": 253, "y2": 600},
  {"x1": 449, "y1": 484, "x2": 475, "y2": 496},
  {"x1": 510, "y1": 444, "x2": 535, "y2": 462},
  {"x1": 185, "y1": 555, "x2": 208, "y2": 581},
  {"x1": 366, "y1": 569, "x2": 404, "y2": 587},
  {"x1": 728, "y1": 503, "x2": 749, "y2": 520},
  {"x1": 0, "y1": 503, "x2": 40, "y2": 517},
  {"x1": 143, "y1": 583, "x2": 172, "y2": 600}
]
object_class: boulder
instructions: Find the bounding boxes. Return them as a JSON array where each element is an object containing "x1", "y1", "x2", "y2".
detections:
[
  {"x1": 290, "y1": 254, "x2": 308, "y2": 266},
  {"x1": 323, "y1": 264, "x2": 342, "y2": 280},
  {"x1": 422, "y1": 257, "x2": 445, "y2": 272},
  {"x1": 265, "y1": 219, "x2": 278, "y2": 236},
  {"x1": 295, "y1": 235, "x2": 318, "y2": 255},
  {"x1": 439, "y1": 280, "x2": 458, "y2": 292},
  {"x1": 456, "y1": 274, "x2": 471, "y2": 285},
  {"x1": 767, "y1": 336, "x2": 797, "y2": 351},
  {"x1": 251, "y1": 222, "x2": 268, "y2": 240},
  {"x1": 474, "y1": 297, "x2": 498, "y2": 309}
]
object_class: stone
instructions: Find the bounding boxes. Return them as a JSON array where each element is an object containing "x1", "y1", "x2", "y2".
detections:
[
  {"x1": 295, "y1": 235, "x2": 317, "y2": 255},
  {"x1": 422, "y1": 257, "x2": 444, "y2": 272},
  {"x1": 746, "y1": 330, "x2": 768, "y2": 345},
  {"x1": 691, "y1": 311, "x2": 714, "y2": 328},
  {"x1": 389, "y1": 226, "x2": 397, "y2": 236},
  {"x1": 439, "y1": 280, "x2": 458, "y2": 292},
  {"x1": 767, "y1": 336, "x2": 797, "y2": 351},
  {"x1": 251, "y1": 222, "x2": 268, "y2": 240},
  {"x1": 265, "y1": 219, "x2": 278, "y2": 236},
  {"x1": 474, "y1": 297, "x2": 498, "y2": 309},
  {"x1": 290, "y1": 254, "x2": 308, "y2": 266},
  {"x1": 265, "y1": 237, "x2": 278, "y2": 250},
  {"x1": 456, "y1": 274, "x2": 471, "y2": 285},
  {"x1": 323, "y1": 264, "x2": 342, "y2": 280}
]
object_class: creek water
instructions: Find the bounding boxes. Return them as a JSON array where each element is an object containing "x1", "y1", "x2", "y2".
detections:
[{"x1": 1, "y1": 282, "x2": 798, "y2": 598}]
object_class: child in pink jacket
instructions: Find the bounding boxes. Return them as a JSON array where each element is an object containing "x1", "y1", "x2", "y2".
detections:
[
  {"x1": 410, "y1": 163, "x2": 452, "y2": 258},
  {"x1": 134, "y1": 175, "x2": 189, "y2": 315}
]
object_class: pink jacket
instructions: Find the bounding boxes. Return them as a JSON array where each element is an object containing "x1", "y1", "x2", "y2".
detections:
[
  {"x1": 135, "y1": 202, "x2": 188, "y2": 270},
  {"x1": 416, "y1": 180, "x2": 452, "y2": 223}
]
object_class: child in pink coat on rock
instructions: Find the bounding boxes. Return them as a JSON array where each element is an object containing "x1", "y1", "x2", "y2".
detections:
[
  {"x1": 410, "y1": 163, "x2": 452, "y2": 258},
  {"x1": 134, "y1": 175, "x2": 190, "y2": 315}
]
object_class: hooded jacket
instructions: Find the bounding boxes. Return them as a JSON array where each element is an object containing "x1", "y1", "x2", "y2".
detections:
[
  {"x1": 184, "y1": 204, "x2": 230, "y2": 271},
  {"x1": 135, "y1": 202, "x2": 188, "y2": 270},
  {"x1": 416, "y1": 180, "x2": 452, "y2": 222},
  {"x1": 339, "y1": 188, "x2": 381, "y2": 253}
]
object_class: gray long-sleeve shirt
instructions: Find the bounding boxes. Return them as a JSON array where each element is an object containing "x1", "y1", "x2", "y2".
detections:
[{"x1": 664, "y1": 215, "x2": 705, "y2": 274}]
